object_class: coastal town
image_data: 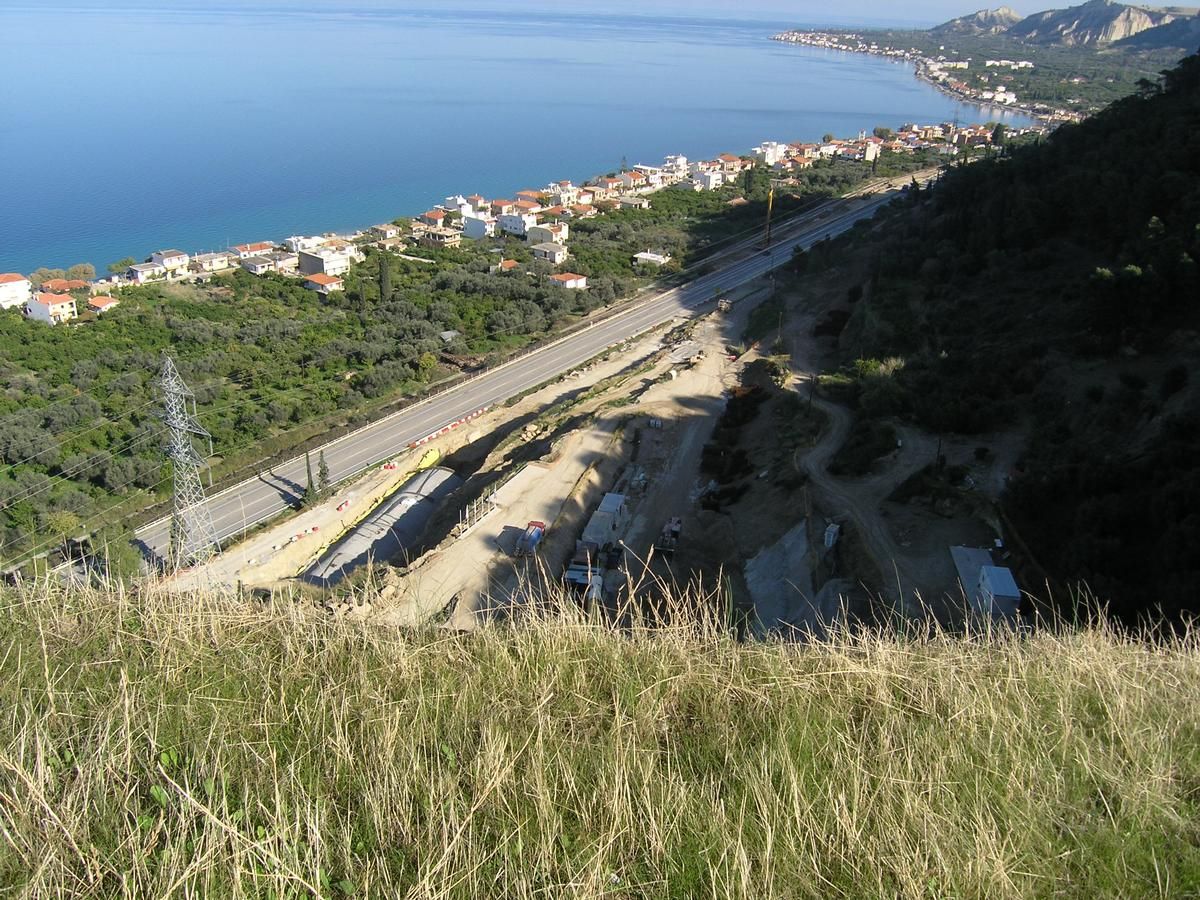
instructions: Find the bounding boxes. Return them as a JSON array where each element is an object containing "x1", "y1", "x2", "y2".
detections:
[
  {"x1": 0, "y1": 118, "x2": 1045, "y2": 327},
  {"x1": 772, "y1": 30, "x2": 1086, "y2": 124}
]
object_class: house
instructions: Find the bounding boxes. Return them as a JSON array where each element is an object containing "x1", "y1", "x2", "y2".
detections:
[
  {"x1": 39, "y1": 278, "x2": 89, "y2": 293},
  {"x1": 549, "y1": 272, "x2": 587, "y2": 290},
  {"x1": 618, "y1": 196, "x2": 650, "y2": 210},
  {"x1": 265, "y1": 250, "x2": 299, "y2": 274},
  {"x1": 568, "y1": 204, "x2": 597, "y2": 219},
  {"x1": 127, "y1": 262, "x2": 167, "y2": 284},
  {"x1": 231, "y1": 241, "x2": 276, "y2": 259},
  {"x1": 751, "y1": 141, "x2": 788, "y2": 165},
  {"x1": 420, "y1": 227, "x2": 462, "y2": 249},
  {"x1": 717, "y1": 152, "x2": 749, "y2": 173},
  {"x1": 515, "y1": 190, "x2": 544, "y2": 206},
  {"x1": 25, "y1": 292, "x2": 77, "y2": 325},
  {"x1": 0, "y1": 274, "x2": 33, "y2": 309},
  {"x1": 590, "y1": 177, "x2": 622, "y2": 199},
  {"x1": 512, "y1": 199, "x2": 542, "y2": 215},
  {"x1": 418, "y1": 209, "x2": 446, "y2": 227},
  {"x1": 150, "y1": 249, "x2": 190, "y2": 276},
  {"x1": 190, "y1": 251, "x2": 233, "y2": 273},
  {"x1": 284, "y1": 235, "x2": 326, "y2": 253},
  {"x1": 298, "y1": 247, "x2": 354, "y2": 277},
  {"x1": 491, "y1": 258, "x2": 521, "y2": 274},
  {"x1": 497, "y1": 212, "x2": 538, "y2": 237},
  {"x1": 87, "y1": 295, "x2": 120, "y2": 314},
  {"x1": 465, "y1": 194, "x2": 488, "y2": 214},
  {"x1": 575, "y1": 188, "x2": 594, "y2": 205},
  {"x1": 634, "y1": 251, "x2": 672, "y2": 267},
  {"x1": 531, "y1": 242, "x2": 569, "y2": 265},
  {"x1": 539, "y1": 205, "x2": 567, "y2": 219},
  {"x1": 371, "y1": 223, "x2": 400, "y2": 240},
  {"x1": 490, "y1": 199, "x2": 516, "y2": 216},
  {"x1": 663, "y1": 154, "x2": 688, "y2": 177},
  {"x1": 462, "y1": 215, "x2": 497, "y2": 239},
  {"x1": 304, "y1": 273, "x2": 344, "y2": 295},
  {"x1": 240, "y1": 256, "x2": 274, "y2": 276},
  {"x1": 527, "y1": 222, "x2": 568, "y2": 245},
  {"x1": 619, "y1": 170, "x2": 648, "y2": 191}
]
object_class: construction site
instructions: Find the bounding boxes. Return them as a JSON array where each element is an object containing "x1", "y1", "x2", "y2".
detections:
[{"x1": 165, "y1": 256, "x2": 1022, "y2": 634}]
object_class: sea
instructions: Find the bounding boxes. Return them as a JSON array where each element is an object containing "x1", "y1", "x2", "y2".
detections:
[{"x1": 0, "y1": 3, "x2": 1032, "y2": 274}]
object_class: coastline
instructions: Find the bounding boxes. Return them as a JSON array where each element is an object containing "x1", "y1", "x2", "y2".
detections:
[{"x1": 771, "y1": 31, "x2": 1077, "y2": 126}]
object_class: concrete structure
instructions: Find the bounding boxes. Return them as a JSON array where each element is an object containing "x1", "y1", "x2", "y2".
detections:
[
  {"x1": 694, "y1": 171, "x2": 725, "y2": 190},
  {"x1": 0, "y1": 273, "x2": 32, "y2": 310},
  {"x1": 634, "y1": 251, "x2": 672, "y2": 267},
  {"x1": 302, "y1": 467, "x2": 461, "y2": 587},
  {"x1": 420, "y1": 227, "x2": 462, "y2": 249},
  {"x1": 87, "y1": 295, "x2": 120, "y2": 314},
  {"x1": 265, "y1": 250, "x2": 299, "y2": 274},
  {"x1": 150, "y1": 249, "x2": 190, "y2": 276},
  {"x1": 462, "y1": 215, "x2": 497, "y2": 239},
  {"x1": 127, "y1": 262, "x2": 167, "y2": 284},
  {"x1": 25, "y1": 292, "x2": 77, "y2": 325},
  {"x1": 531, "y1": 242, "x2": 569, "y2": 265},
  {"x1": 231, "y1": 241, "x2": 276, "y2": 259},
  {"x1": 752, "y1": 141, "x2": 789, "y2": 165},
  {"x1": 419, "y1": 209, "x2": 446, "y2": 227},
  {"x1": 527, "y1": 222, "x2": 568, "y2": 245},
  {"x1": 304, "y1": 273, "x2": 344, "y2": 295},
  {"x1": 371, "y1": 223, "x2": 400, "y2": 240},
  {"x1": 950, "y1": 546, "x2": 1020, "y2": 620},
  {"x1": 284, "y1": 235, "x2": 327, "y2": 253},
  {"x1": 298, "y1": 247, "x2": 354, "y2": 277},
  {"x1": 549, "y1": 273, "x2": 587, "y2": 290}
]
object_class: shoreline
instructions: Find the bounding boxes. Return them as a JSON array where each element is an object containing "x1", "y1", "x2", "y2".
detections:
[{"x1": 771, "y1": 31, "x2": 1077, "y2": 127}]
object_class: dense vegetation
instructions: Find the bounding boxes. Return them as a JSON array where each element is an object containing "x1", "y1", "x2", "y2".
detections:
[
  {"x1": 2, "y1": 578, "x2": 1198, "y2": 897},
  {"x1": 0, "y1": 151, "x2": 932, "y2": 567},
  {"x1": 824, "y1": 53, "x2": 1200, "y2": 624}
]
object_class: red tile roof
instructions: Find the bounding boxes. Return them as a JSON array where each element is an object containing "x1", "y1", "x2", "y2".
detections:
[
  {"x1": 498, "y1": 259, "x2": 519, "y2": 271},
  {"x1": 550, "y1": 273, "x2": 585, "y2": 283},
  {"x1": 35, "y1": 292, "x2": 74, "y2": 306},
  {"x1": 88, "y1": 296, "x2": 119, "y2": 309},
  {"x1": 513, "y1": 200, "x2": 540, "y2": 210},
  {"x1": 0, "y1": 273, "x2": 28, "y2": 285},
  {"x1": 40, "y1": 278, "x2": 88, "y2": 292},
  {"x1": 233, "y1": 241, "x2": 274, "y2": 253},
  {"x1": 306, "y1": 273, "x2": 343, "y2": 286}
]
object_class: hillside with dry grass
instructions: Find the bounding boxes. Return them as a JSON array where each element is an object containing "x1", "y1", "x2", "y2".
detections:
[{"x1": 1, "y1": 578, "x2": 1198, "y2": 898}]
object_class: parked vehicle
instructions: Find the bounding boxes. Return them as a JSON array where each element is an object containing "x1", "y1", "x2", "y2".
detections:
[
  {"x1": 515, "y1": 520, "x2": 546, "y2": 557},
  {"x1": 655, "y1": 517, "x2": 683, "y2": 554}
]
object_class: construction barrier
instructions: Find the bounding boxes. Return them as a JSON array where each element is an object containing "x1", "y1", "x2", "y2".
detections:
[{"x1": 407, "y1": 406, "x2": 490, "y2": 448}]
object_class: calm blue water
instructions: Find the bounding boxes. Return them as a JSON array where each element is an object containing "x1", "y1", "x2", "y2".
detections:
[{"x1": 0, "y1": 4, "x2": 1030, "y2": 273}]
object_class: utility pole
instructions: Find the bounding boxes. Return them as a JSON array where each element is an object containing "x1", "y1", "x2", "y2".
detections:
[
  {"x1": 159, "y1": 356, "x2": 219, "y2": 569},
  {"x1": 764, "y1": 186, "x2": 775, "y2": 249}
]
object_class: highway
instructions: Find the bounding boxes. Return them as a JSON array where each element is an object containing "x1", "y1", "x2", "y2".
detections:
[{"x1": 136, "y1": 187, "x2": 901, "y2": 562}]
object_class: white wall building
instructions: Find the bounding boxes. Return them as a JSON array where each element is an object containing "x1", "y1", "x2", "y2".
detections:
[
  {"x1": 694, "y1": 171, "x2": 724, "y2": 190},
  {"x1": 498, "y1": 212, "x2": 539, "y2": 237},
  {"x1": 127, "y1": 262, "x2": 167, "y2": 284},
  {"x1": 25, "y1": 292, "x2": 77, "y2": 325},
  {"x1": 150, "y1": 249, "x2": 190, "y2": 276},
  {"x1": 0, "y1": 274, "x2": 32, "y2": 310},
  {"x1": 531, "y1": 242, "x2": 569, "y2": 265},
  {"x1": 285, "y1": 235, "x2": 327, "y2": 253},
  {"x1": 462, "y1": 215, "x2": 497, "y2": 239},
  {"x1": 527, "y1": 222, "x2": 568, "y2": 245},
  {"x1": 298, "y1": 247, "x2": 354, "y2": 277},
  {"x1": 752, "y1": 141, "x2": 789, "y2": 166}
]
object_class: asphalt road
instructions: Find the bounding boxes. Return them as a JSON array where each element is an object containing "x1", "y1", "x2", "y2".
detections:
[{"x1": 137, "y1": 188, "x2": 900, "y2": 562}]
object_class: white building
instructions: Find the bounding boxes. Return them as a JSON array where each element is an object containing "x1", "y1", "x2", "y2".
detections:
[
  {"x1": 498, "y1": 212, "x2": 539, "y2": 237},
  {"x1": 370, "y1": 223, "x2": 400, "y2": 240},
  {"x1": 240, "y1": 256, "x2": 274, "y2": 276},
  {"x1": 127, "y1": 262, "x2": 167, "y2": 284},
  {"x1": 531, "y1": 242, "x2": 569, "y2": 265},
  {"x1": 150, "y1": 249, "x2": 190, "y2": 277},
  {"x1": 304, "y1": 273, "x2": 344, "y2": 295},
  {"x1": 87, "y1": 295, "x2": 121, "y2": 314},
  {"x1": 462, "y1": 215, "x2": 497, "y2": 239},
  {"x1": 527, "y1": 222, "x2": 568, "y2": 245},
  {"x1": 190, "y1": 252, "x2": 233, "y2": 273},
  {"x1": 549, "y1": 273, "x2": 587, "y2": 290},
  {"x1": 285, "y1": 235, "x2": 327, "y2": 253},
  {"x1": 752, "y1": 141, "x2": 789, "y2": 165},
  {"x1": 298, "y1": 247, "x2": 354, "y2": 277},
  {"x1": 231, "y1": 241, "x2": 276, "y2": 259},
  {"x1": 663, "y1": 154, "x2": 688, "y2": 177},
  {"x1": 0, "y1": 273, "x2": 32, "y2": 310},
  {"x1": 25, "y1": 292, "x2": 77, "y2": 325}
]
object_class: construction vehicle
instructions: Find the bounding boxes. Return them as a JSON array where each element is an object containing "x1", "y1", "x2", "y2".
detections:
[
  {"x1": 655, "y1": 517, "x2": 683, "y2": 554},
  {"x1": 716, "y1": 296, "x2": 733, "y2": 313},
  {"x1": 514, "y1": 520, "x2": 546, "y2": 557}
]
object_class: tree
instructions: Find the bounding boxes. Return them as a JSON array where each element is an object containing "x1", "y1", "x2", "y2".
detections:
[
  {"x1": 304, "y1": 451, "x2": 317, "y2": 506},
  {"x1": 379, "y1": 252, "x2": 392, "y2": 301},
  {"x1": 317, "y1": 450, "x2": 330, "y2": 498},
  {"x1": 873, "y1": 126, "x2": 893, "y2": 140},
  {"x1": 66, "y1": 263, "x2": 96, "y2": 281},
  {"x1": 29, "y1": 268, "x2": 65, "y2": 287},
  {"x1": 991, "y1": 123, "x2": 1007, "y2": 147},
  {"x1": 822, "y1": 133, "x2": 835, "y2": 144},
  {"x1": 108, "y1": 257, "x2": 136, "y2": 274}
]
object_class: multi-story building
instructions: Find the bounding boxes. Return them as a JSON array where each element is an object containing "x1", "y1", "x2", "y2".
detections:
[
  {"x1": 25, "y1": 292, "x2": 77, "y2": 325},
  {"x1": 0, "y1": 273, "x2": 32, "y2": 310}
]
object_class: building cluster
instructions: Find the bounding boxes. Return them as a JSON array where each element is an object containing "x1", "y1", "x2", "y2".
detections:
[
  {"x1": 1, "y1": 112, "x2": 1037, "y2": 327},
  {"x1": 772, "y1": 30, "x2": 1082, "y2": 124}
]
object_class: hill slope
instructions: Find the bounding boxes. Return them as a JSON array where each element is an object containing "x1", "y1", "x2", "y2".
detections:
[
  {"x1": 1115, "y1": 13, "x2": 1200, "y2": 47},
  {"x1": 930, "y1": 5, "x2": 1023, "y2": 35},
  {"x1": 1007, "y1": 0, "x2": 1179, "y2": 45},
  {"x1": 1, "y1": 579, "x2": 1199, "y2": 897},
  {"x1": 825, "y1": 52, "x2": 1200, "y2": 623}
]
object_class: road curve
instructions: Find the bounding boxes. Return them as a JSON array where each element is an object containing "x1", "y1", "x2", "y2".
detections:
[{"x1": 138, "y1": 189, "x2": 901, "y2": 562}]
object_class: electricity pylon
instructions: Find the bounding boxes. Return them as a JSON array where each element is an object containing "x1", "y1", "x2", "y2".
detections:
[{"x1": 159, "y1": 356, "x2": 218, "y2": 568}]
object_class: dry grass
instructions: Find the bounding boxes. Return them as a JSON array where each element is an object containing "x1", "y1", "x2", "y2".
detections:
[{"x1": 1, "y1": 575, "x2": 1199, "y2": 898}]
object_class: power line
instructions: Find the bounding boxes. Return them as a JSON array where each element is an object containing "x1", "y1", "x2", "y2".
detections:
[{"x1": 160, "y1": 356, "x2": 219, "y2": 569}]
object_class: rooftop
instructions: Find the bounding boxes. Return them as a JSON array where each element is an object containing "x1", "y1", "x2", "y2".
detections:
[{"x1": 0, "y1": 273, "x2": 29, "y2": 285}]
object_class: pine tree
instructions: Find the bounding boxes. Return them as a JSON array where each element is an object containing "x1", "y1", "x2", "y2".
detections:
[{"x1": 317, "y1": 450, "x2": 330, "y2": 498}]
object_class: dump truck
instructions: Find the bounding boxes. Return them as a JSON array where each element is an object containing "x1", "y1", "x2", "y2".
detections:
[
  {"x1": 655, "y1": 517, "x2": 683, "y2": 554},
  {"x1": 514, "y1": 520, "x2": 546, "y2": 557}
]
